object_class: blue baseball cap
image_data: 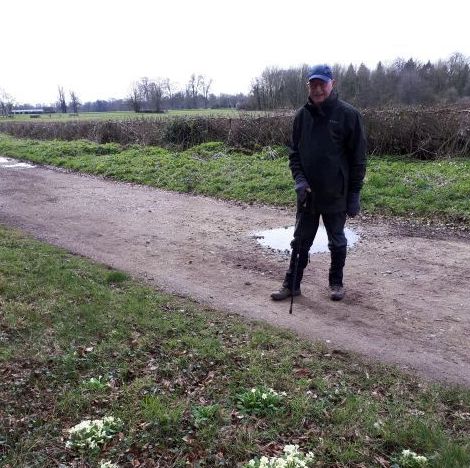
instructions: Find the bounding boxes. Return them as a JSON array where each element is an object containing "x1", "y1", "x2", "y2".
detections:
[{"x1": 307, "y1": 64, "x2": 333, "y2": 82}]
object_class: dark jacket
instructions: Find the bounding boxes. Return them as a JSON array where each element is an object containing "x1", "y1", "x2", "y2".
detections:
[{"x1": 289, "y1": 91, "x2": 367, "y2": 213}]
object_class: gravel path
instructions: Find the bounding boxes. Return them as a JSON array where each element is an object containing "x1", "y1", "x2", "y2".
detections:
[{"x1": 1, "y1": 160, "x2": 469, "y2": 386}]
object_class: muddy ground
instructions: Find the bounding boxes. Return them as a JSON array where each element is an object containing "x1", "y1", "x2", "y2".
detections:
[{"x1": 1, "y1": 160, "x2": 469, "y2": 386}]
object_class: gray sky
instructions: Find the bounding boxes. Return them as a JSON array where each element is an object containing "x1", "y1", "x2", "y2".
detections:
[{"x1": 2, "y1": 0, "x2": 469, "y2": 104}]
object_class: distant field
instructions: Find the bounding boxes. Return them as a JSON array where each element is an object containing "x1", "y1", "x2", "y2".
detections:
[{"x1": 2, "y1": 109, "x2": 258, "y2": 122}]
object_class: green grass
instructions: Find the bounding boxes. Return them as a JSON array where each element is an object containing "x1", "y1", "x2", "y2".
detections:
[
  {"x1": 0, "y1": 225, "x2": 469, "y2": 466},
  {"x1": 1, "y1": 108, "x2": 257, "y2": 122},
  {"x1": 1, "y1": 134, "x2": 469, "y2": 224},
  {"x1": 362, "y1": 157, "x2": 470, "y2": 222}
]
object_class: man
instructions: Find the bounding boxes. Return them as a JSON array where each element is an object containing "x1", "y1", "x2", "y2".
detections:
[{"x1": 271, "y1": 64, "x2": 366, "y2": 302}]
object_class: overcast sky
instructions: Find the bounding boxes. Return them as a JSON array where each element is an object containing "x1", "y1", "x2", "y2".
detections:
[{"x1": 2, "y1": 0, "x2": 469, "y2": 104}]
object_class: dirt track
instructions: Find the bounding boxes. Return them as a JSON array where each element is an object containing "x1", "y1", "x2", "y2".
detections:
[{"x1": 1, "y1": 161, "x2": 469, "y2": 386}]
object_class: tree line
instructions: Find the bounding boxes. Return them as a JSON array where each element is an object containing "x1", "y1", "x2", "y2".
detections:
[
  {"x1": 1, "y1": 74, "x2": 244, "y2": 116},
  {"x1": 126, "y1": 74, "x2": 240, "y2": 113},
  {"x1": 0, "y1": 73, "x2": 244, "y2": 116},
  {"x1": 247, "y1": 53, "x2": 470, "y2": 110},
  {"x1": 2, "y1": 53, "x2": 470, "y2": 116}
]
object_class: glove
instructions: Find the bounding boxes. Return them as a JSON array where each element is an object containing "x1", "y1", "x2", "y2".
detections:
[
  {"x1": 295, "y1": 180, "x2": 310, "y2": 204},
  {"x1": 346, "y1": 192, "x2": 361, "y2": 217}
]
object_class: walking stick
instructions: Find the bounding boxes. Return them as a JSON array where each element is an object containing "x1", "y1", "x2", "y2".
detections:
[{"x1": 289, "y1": 198, "x2": 307, "y2": 315}]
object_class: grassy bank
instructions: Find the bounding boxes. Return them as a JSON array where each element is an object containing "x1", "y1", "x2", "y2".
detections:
[
  {"x1": 1, "y1": 134, "x2": 469, "y2": 225},
  {"x1": 0, "y1": 225, "x2": 469, "y2": 467}
]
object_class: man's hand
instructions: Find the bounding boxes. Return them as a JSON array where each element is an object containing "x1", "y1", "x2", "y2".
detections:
[
  {"x1": 347, "y1": 192, "x2": 361, "y2": 217},
  {"x1": 295, "y1": 180, "x2": 311, "y2": 204}
]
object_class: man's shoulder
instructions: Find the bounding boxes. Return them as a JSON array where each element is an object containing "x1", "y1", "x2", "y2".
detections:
[
  {"x1": 336, "y1": 99, "x2": 361, "y2": 116},
  {"x1": 294, "y1": 105, "x2": 308, "y2": 116},
  {"x1": 293, "y1": 105, "x2": 309, "y2": 124}
]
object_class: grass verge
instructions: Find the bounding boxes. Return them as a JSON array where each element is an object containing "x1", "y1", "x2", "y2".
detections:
[
  {"x1": 0, "y1": 134, "x2": 469, "y2": 226},
  {"x1": 0, "y1": 226, "x2": 469, "y2": 467}
]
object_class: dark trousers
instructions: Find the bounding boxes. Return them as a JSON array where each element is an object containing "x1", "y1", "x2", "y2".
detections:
[{"x1": 283, "y1": 210, "x2": 347, "y2": 290}]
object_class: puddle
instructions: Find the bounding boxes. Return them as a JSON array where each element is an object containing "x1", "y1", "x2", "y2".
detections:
[
  {"x1": 254, "y1": 224, "x2": 359, "y2": 254},
  {"x1": 0, "y1": 157, "x2": 35, "y2": 168}
]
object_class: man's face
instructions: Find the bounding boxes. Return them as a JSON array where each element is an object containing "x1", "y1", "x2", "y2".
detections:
[{"x1": 308, "y1": 78, "x2": 335, "y2": 105}]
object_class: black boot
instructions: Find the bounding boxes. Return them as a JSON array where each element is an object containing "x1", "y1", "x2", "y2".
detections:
[
  {"x1": 271, "y1": 244, "x2": 309, "y2": 301},
  {"x1": 329, "y1": 284, "x2": 345, "y2": 301},
  {"x1": 270, "y1": 286, "x2": 301, "y2": 301},
  {"x1": 329, "y1": 247, "x2": 346, "y2": 301}
]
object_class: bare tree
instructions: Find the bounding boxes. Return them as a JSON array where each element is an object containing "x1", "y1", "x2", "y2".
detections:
[
  {"x1": 69, "y1": 90, "x2": 81, "y2": 114},
  {"x1": 128, "y1": 83, "x2": 143, "y2": 112},
  {"x1": 198, "y1": 75, "x2": 213, "y2": 108},
  {"x1": 57, "y1": 86, "x2": 67, "y2": 113},
  {"x1": 250, "y1": 79, "x2": 262, "y2": 110},
  {"x1": 0, "y1": 88, "x2": 14, "y2": 117},
  {"x1": 447, "y1": 52, "x2": 470, "y2": 95},
  {"x1": 163, "y1": 78, "x2": 175, "y2": 101},
  {"x1": 128, "y1": 78, "x2": 165, "y2": 112},
  {"x1": 187, "y1": 74, "x2": 199, "y2": 108},
  {"x1": 147, "y1": 80, "x2": 164, "y2": 112},
  {"x1": 138, "y1": 77, "x2": 164, "y2": 112},
  {"x1": 138, "y1": 77, "x2": 151, "y2": 105},
  {"x1": 283, "y1": 66, "x2": 308, "y2": 108}
]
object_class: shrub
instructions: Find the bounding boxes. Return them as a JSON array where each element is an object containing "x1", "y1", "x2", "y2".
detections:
[
  {"x1": 363, "y1": 106, "x2": 470, "y2": 159},
  {"x1": 236, "y1": 387, "x2": 286, "y2": 416},
  {"x1": 1, "y1": 107, "x2": 469, "y2": 158}
]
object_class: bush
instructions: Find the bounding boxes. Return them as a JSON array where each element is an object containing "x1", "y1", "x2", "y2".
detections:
[
  {"x1": 363, "y1": 106, "x2": 470, "y2": 159},
  {"x1": 1, "y1": 107, "x2": 469, "y2": 158}
]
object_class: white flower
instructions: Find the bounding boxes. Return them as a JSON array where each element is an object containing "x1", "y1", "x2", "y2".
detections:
[
  {"x1": 99, "y1": 461, "x2": 119, "y2": 468},
  {"x1": 245, "y1": 444, "x2": 314, "y2": 468},
  {"x1": 69, "y1": 419, "x2": 92, "y2": 433},
  {"x1": 283, "y1": 444, "x2": 298, "y2": 455},
  {"x1": 373, "y1": 420, "x2": 384, "y2": 430},
  {"x1": 262, "y1": 393, "x2": 268, "y2": 399},
  {"x1": 66, "y1": 416, "x2": 122, "y2": 453},
  {"x1": 259, "y1": 456, "x2": 270, "y2": 468},
  {"x1": 399, "y1": 449, "x2": 428, "y2": 466},
  {"x1": 99, "y1": 462, "x2": 118, "y2": 468}
]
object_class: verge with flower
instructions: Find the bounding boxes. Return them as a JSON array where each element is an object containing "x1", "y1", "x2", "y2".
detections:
[
  {"x1": 391, "y1": 449, "x2": 428, "y2": 467},
  {"x1": 245, "y1": 444, "x2": 314, "y2": 468},
  {"x1": 66, "y1": 416, "x2": 123, "y2": 454}
]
